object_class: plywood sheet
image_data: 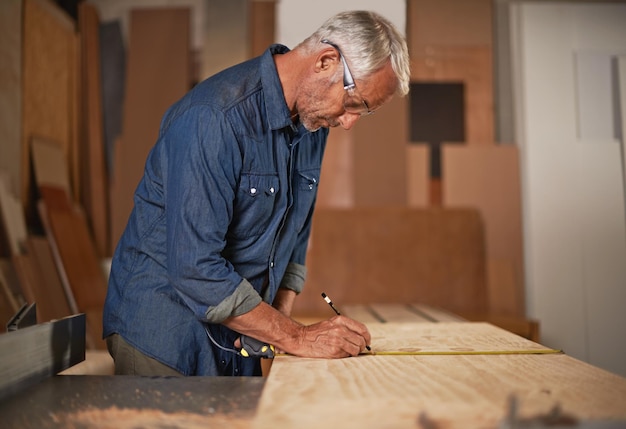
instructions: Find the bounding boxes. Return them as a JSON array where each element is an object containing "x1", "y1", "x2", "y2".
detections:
[
  {"x1": 78, "y1": 2, "x2": 110, "y2": 257},
  {"x1": 110, "y1": 7, "x2": 190, "y2": 251},
  {"x1": 12, "y1": 237, "x2": 72, "y2": 324},
  {"x1": 0, "y1": 175, "x2": 28, "y2": 256},
  {"x1": 295, "y1": 207, "x2": 487, "y2": 317},
  {"x1": 408, "y1": 0, "x2": 493, "y2": 47},
  {"x1": 0, "y1": 0, "x2": 22, "y2": 200},
  {"x1": 442, "y1": 144, "x2": 524, "y2": 316},
  {"x1": 22, "y1": 0, "x2": 77, "y2": 215},
  {"x1": 411, "y1": 303, "x2": 465, "y2": 322},
  {"x1": 249, "y1": 0, "x2": 275, "y2": 58},
  {"x1": 254, "y1": 324, "x2": 626, "y2": 429},
  {"x1": 30, "y1": 138, "x2": 72, "y2": 193},
  {"x1": 367, "y1": 303, "x2": 433, "y2": 323},
  {"x1": 406, "y1": 144, "x2": 429, "y2": 207},
  {"x1": 316, "y1": 128, "x2": 354, "y2": 208},
  {"x1": 353, "y1": 95, "x2": 408, "y2": 206},
  {"x1": 37, "y1": 185, "x2": 107, "y2": 349},
  {"x1": 367, "y1": 322, "x2": 549, "y2": 354},
  {"x1": 342, "y1": 305, "x2": 382, "y2": 324},
  {"x1": 45, "y1": 207, "x2": 107, "y2": 312}
]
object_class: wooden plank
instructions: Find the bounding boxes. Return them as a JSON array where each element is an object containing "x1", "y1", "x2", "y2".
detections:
[
  {"x1": 316, "y1": 128, "x2": 354, "y2": 208},
  {"x1": 406, "y1": 144, "x2": 429, "y2": 207},
  {"x1": 35, "y1": 179, "x2": 107, "y2": 350},
  {"x1": 443, "y1": 144, "x2": 525, "y2": 316},
  {"x1": 44, "y1": 205, "x2": 107, "y2": 349},
  {"x1": 30, "y1": 138, "x2": 72, "y2": 193},
  {"x1": 294, "y1": 207, "x2": 488, "y2": 317},
  {"x1": 22, "y1": 0, "x2": 77, "y2": 218},
  {"x1": 249, "y1": 0, "x2": 275, "y2": 58},
  {"x1": 369, "y1": 303, "x2": 433, "y2": 323},
  {"x1": 353, "y1": 95, "x2": 408, "y2": 206},
  {"x1": 366, "y1": 322, "x2": 549, "y2": 354},
  {"x1": 254, "y1": 324, "x2": 626, "y2": 429},
  {"x1": 0, "y1": 313, "x2": 85, "y2": 402},
  {"x1": 342, "y1": 305, "x2": 382, "y2": 324},
  {"x1": 110, "y1": 7, "x2": 190, "y2": 251},
  {"x1": 78, "y1": 2, "x2": 110, "y2": 258},
  {"x1": 410, "y1": 303, "x2": 466, "y2": 322},
  {"x1": 0, "y1": 0, "x2": 22, "y2": 200},
  {"x1": 458, "y1": 312, "x2": 540, "y2": 343},
  {"x1": 0, "y1": 174, "x2": 28, "y2": 256},
  {"x1": 344, "y1": 304, "x2": 465, "y2": 324},
  {"x1": 408, "y1": 0, "x2": 493, "y2": 47},
  {"x1": 12, "y1": 237, "x2": 72, "y2": 324},
  {"x1": 37, "y1": 201, "x2": 78, "y2": 315}
]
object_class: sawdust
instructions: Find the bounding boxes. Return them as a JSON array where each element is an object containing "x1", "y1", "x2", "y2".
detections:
[{"x1": 49, "y1": 406, "x2": 252, "y2": 429}]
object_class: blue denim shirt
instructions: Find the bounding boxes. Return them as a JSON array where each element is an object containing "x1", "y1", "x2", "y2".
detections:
[{"x1": 102, "y1": 45, "x2": 328, "y2": 376}]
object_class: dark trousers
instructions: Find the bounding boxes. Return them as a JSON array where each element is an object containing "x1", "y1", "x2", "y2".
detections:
[{"x1": 106, "y1": 333, "x2": 183, "y2": 376}]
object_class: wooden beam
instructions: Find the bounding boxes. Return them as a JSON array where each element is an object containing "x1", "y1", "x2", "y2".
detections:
[{"x1": 78, "y1": 2, "x2": 110, "y2": 257}]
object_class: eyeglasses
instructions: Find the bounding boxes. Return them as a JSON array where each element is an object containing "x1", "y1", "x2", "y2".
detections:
[{"x1": 321, "y1": 39, "x2": 374, "y2": 116}]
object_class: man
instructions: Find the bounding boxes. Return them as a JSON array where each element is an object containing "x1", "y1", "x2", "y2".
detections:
[{"x1": 103, "y1": 10, "x2": 410, "y2": 376}]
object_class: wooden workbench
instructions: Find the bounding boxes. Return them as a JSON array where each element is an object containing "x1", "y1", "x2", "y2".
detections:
[
  {"x1": 2, "y1": 305, "x2": 625, "y2": 428},
  {"x1": 0, "y1": 375, "x2": 264, "y2": 429},
  {"x1": 253, "y1": 304, "x2": 626, "y2": 429}
]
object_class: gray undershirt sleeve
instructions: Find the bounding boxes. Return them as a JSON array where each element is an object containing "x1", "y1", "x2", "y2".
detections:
[{"x1": 204, "y1": 279, "x2": 262, "y2": 323}]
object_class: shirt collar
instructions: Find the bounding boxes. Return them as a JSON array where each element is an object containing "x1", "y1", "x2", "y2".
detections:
[{"x1": 260, "y1": 44, "x2": 295, "y2": 131}]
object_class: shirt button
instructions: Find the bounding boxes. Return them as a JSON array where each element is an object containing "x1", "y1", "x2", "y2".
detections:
[
  {"x1": 270, "y1": 261, "x2": 274, "y2": 268},
  {"x1": 269, "y1": 187, "x2": 275, "y2": 194},
  {"x1": 250, "y1": 187, "x2": 257, "y2": 194}
]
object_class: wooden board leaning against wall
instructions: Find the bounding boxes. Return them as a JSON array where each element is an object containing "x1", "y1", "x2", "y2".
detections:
[{"x1": 309, "y1": 0, "x2": 525, "y2": 327}]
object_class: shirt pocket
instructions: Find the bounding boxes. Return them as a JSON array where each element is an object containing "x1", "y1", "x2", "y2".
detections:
[
  {"x1": 230, "y1": 173, "x2": 280, "y2": 237},
  {"x1": 292, "y1": 168, "x2": 320, "y2": 233}
]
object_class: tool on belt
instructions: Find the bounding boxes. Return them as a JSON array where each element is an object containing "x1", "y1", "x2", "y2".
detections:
[
  {"x1": 239, "y1": 335, "x2": 275, "y2": 358},
  {"x1": 204, "y1": 326, "x2": 275, "y2": 359}
]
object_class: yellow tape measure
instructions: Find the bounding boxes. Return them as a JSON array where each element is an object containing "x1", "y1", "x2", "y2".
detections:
[
  {"x1": 363, "y1": 348, "x2": 563, "y2": 356},
  {"x1": 276, "y1": 348, "x2": 562, "y2": 357}
]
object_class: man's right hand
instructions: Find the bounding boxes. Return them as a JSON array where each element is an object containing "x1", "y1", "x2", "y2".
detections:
[
  {"x1": 223, "y1": 302, "x2": 370, "y2": 359},
  {"x1": 287, "y1": 315, "x2": 371, "y2": 358}
]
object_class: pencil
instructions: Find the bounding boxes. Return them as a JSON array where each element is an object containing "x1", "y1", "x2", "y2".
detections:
[{"x1": 321, "y1": 292, "x2": 371, "y2": 351}]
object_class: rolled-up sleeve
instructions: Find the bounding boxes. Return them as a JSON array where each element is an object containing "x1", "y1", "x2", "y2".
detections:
[
  {"x1": 279, "y1": 262, "x2": 307, "y2": 295},
  {"x1": 205, "y1": 279, "x2": 262, "y2": 322}
]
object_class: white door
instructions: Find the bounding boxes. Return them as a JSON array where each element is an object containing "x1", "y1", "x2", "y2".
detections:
[{"x1": 511, "y1": 2, "x2": 626, "y2": 377}]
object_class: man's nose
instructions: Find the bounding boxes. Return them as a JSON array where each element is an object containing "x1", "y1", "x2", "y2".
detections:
[{"x1": 338, "y1": 112, "x2": 360, "y2": 130}]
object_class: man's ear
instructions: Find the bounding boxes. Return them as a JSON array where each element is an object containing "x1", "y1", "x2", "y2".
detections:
[{"x1": 315, "y1": 48, "x2": 340, "y2": 74}]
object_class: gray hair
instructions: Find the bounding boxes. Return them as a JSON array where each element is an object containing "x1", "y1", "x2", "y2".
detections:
[{"x1": 298, "y1": 10, "x2": 410, "y2": 96}]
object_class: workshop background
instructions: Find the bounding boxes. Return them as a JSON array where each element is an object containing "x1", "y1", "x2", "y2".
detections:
[{"x1": 0, "y1": 0, "x2": 625, "y2": 378}]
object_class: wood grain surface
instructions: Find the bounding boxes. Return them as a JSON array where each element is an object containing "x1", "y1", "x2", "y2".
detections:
[
  {"x1": 22, "y1": 0, "x2": 78, "y2": 217},
  {"x1": 294, "y1": 207, "x2": 487, "y2": 317},
  {"x1": 365, "y1": 322, "x2": 550, "y2": 354},
  {"x1": 78, "y1": 2, "x2": 110, "y2": 258},
  {"x1": 110, "y1": 8, "x2": 190, "y2": 250},
  {"x1": 254, "y1": 323, "x2": 626, "y2": 429},
  {"x1": 12, "y1": 237, "x2": 72, "y2": 324}
]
